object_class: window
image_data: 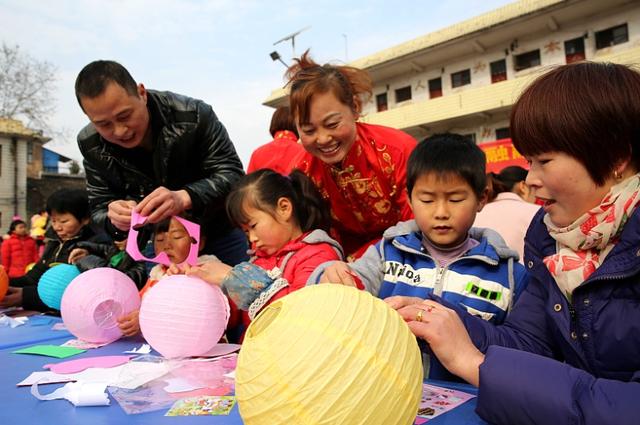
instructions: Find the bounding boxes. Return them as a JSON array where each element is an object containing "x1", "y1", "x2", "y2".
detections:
[
  {"x1": 564, "y1": 37, "x2": 585, "y2": 63},
  {"x1": 514, "y1": 50, "x2": 541, "y2": 71},
  {"x1": 376, "y1": 93, "x2": 388, "y2": 112},
  {"x1": 490, "y1": 59, "x2": 507, "y2": 83},
  {"x1": 595, "y1": 23, "x2": 628, "y2": 49},
  {"x1": 27, "y1": 141, "x2": 33, "y2": 163},
  {"x1": 495, "y1": 127, "x2": 510, "y2": 140},
  {"x1": 395, "y1": 86, "x2": 412, "y2": 103},
  {"x1": 451, "y1": 69, "x2": 471, "y2": 88},
  {"x1": 428, "y1": 78, "x2": 442, "y2": 98},
  {"x1": 463, "y1": 133, "x2": 477, "y2": 144}
]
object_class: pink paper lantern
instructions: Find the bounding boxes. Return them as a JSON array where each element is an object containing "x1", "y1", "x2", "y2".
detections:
[
  {"x1": 139, "y1": 275, "x2": 230, "y2": 358},
  {"x1": 60, "y1": 268, "x2": 141, "y2": 344}
]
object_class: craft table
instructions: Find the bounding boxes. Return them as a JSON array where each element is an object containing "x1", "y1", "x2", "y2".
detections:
[
  {"x1": 0, "y1": 335, "x2": 487, "y2": 424},
  {"x1": 0, "y1": 315, "x2": 72, "y2": 350}
]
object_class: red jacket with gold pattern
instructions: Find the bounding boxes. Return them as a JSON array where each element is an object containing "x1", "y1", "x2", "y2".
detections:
[{"x1": 292, "y1": 122, "x2": 416, "y2": 259}]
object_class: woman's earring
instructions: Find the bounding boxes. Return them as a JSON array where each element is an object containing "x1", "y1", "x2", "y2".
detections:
[{"x1": 614, "y1": 169, "x2": 622, "y2": 180}]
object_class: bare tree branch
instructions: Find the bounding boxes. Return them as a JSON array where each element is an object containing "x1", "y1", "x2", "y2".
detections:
[{"x1": 0, "y1": 42, "x2": 57, "y2": 134}]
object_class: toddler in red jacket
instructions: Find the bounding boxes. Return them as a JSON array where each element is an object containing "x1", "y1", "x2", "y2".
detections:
[
  {"x1": 186, "y1": 169, "x2": 343, "y2": 335},
  {"x1": 1, "y1": 220, "x2": 38, "y2": 278}
]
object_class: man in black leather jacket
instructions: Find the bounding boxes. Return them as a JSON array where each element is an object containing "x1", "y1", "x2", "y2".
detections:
[{"x1": 74, "y1": 60, "x2": 247, "y2": 265}]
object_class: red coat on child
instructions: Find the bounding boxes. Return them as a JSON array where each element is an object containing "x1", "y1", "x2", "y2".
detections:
[{"x1": 1, "y1": 234, "x2": 38, "y2": 278}]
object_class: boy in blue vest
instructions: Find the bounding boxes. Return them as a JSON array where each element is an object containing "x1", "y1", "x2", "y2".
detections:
[{"x1": 314, "y1": 133, "x2": 529, "y2": 379}]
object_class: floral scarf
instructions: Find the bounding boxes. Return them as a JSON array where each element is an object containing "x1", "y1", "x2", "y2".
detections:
[{"x1": 543, "y1": 174, "x2": 640, "y2": 298}]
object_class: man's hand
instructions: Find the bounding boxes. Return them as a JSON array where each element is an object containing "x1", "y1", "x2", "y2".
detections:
[
  {"x1": 107, "y1": 200, "x2": 138, "y2": 231},
  {"x1": 136, "y1": 187, "x2": 192, "y2": 223},
  {"x1": 0, "y1": 287, "x2": 23, "y2": 308}
]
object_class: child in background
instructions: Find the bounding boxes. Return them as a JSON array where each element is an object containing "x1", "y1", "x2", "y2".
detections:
[
  {"x1": 116, "y1": 216, "x2": 219, "y2": 336},
  {"x1": 187, "y1": 169, "x2": 343, "y2": 332},
  {"x1": 68, "y1": 239, "x2": 147, "y2": 289},
  {"x1": 1, "y1": 220, "x2": 38, "y2": 278},
  {"x1": 0, "y1": 189, "x2": 103, "y2": 311},
  {"x1": 316, "y1": 134, "x2": 529, "y2": 379}
]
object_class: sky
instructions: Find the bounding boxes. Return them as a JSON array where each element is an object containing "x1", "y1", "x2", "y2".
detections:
[{"x1": 1, "y1": 0, "x2": 513, "y2": 167}]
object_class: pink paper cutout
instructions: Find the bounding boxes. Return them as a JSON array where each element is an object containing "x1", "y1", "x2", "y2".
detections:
[
  {"x1": 44, "y1": 355, "x2": 132, "y2": 374},
  {"x1": 125, "y1": 211, "x2": 200, "y2": 266}
]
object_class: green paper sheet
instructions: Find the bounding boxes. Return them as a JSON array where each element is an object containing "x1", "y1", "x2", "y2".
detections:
[{"x1": 13, "y1": 345, "x2": 86, "y2": 359}]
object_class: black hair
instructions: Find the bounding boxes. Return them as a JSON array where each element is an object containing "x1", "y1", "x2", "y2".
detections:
[
  {"x1": 511, "y1": 62, "x2": 640, "y2": 185},
  {"x1": 407, "y1": 133, "x2": 487, "y2": 198},
  {"x1": 8, "y1": 219, "x2": 26, "y2": 234},
  {"x1": 75, "y1": 60, "x2": 138, "y2": 110},
  {"x1": 487, "y1": 166, "x2": 528, "y2": 201},
  {"x1": 46, "y1": 189, "x2": 90, "y2": 221},
  {"x1": 226, "y1": 169, "x2": 330, "y2": 233}
]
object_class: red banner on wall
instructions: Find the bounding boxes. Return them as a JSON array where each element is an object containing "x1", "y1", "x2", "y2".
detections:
[{"x1": 479, "y1": 138, "x2": 528, "y2": 173}]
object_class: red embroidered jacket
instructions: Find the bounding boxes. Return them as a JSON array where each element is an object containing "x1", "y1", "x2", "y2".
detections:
[{"x1": 292, "y1": 122, "x2": 416, "y2": 259}]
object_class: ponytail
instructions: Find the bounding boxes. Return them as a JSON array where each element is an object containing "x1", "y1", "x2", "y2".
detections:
[
  {"x1": 288, "y1": 169, "x2": 331, "y2": 233},
  {"x1": 225, "y1": 169, "x2": 331, "y2": 233}
]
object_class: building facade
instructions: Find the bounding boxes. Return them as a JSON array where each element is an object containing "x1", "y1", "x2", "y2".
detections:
[
  {"x1": 264, "y1": 0, "x2": 640, "y2": 144},
  {"x1": 0, "y1": 118, "x2": 49, "y2": 231}
]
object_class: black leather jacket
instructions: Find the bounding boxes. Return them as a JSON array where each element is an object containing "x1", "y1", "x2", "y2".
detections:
[{"x1": 78, "y1": 90, "x2": 244, "y2": 239}]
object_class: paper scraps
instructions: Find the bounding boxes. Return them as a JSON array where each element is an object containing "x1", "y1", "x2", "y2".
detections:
[
  {"x1": 124, "y1": 344, "x2": 151, "y2": 354},
  {"x1": 44, "y1": 356, "x2": 132, "y2": 374},
  {"x1": 62, "y1": 339, "x2": 108, "y2": 350},
  {"x1": 163, "y1": 377, "x2": 205, "y2": 394},
  {"x1": 18, "y1": 359, "x2": 171, "y2": 390},
  {"x1": 196, "y1": 343, "x2": 240, "y2": 358},
  {"x1": 13, "y1": 345, "x2": 85, "y2": 359},
  {"x1": 0, "y1": 314, "x2": 28, "y2": 328},
  {"x1": 51, "y1": 322, "x2": 67, "y2": 331},
  {"x1": 165, "y1": 396, "x2": 236, "y2": 416},
  {"x1": 416, "y1": 383, "x2": 476, "y2": 421},
  {"x1": 31, "y1": 381, "x2": 110, "y2": 406}
]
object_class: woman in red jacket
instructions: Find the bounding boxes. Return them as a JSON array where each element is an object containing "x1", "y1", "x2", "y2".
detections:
[
  {"x1": 285, "y1": 51, "x2": 417, "y2": 260},
  {"x1": 1, "y1": 220, "x2": 38, "y2": 278}
]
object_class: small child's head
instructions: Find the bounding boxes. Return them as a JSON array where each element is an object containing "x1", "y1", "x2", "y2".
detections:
[
  {"x1": 46, "y1": 189, "x2": 91, "y2": 241},
  {"x1": 407, "y1": 134, "x2": 488, "y2": 248},
  {"x1": 9, "y1": 220, "x2": 27, "y2": 236},
  {"x1": 152, "y1": 216, "x2": 198, "y2": 264},
  {"x1": 226, "y1": 169, "x2": 330, "y2": 255}
]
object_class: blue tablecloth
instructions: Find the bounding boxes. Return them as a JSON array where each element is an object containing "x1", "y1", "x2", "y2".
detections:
[
  {"x1": 0, "y1": 334, "x2": 487, "y2": 424},
  {"x1": 0, "y1": 315, "x2": 72, "y2": 350}
]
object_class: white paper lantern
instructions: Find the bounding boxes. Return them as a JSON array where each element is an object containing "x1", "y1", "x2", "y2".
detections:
[
  {"x1": 139, "y1": 275, "x2": 230, "y2": 358},
  {"x1": 61, "y1": 268, "x2": 140, "y2": 343},
  {"x1": 236, "y1": 284, "x2": 423, "y2": 425}
]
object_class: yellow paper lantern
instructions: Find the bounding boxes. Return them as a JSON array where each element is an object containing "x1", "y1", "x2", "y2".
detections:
[{"x1": 236, "y1": 284, "x2": 423, "y2": 425}]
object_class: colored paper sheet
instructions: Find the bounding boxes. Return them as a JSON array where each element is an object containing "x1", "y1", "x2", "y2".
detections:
[
  {"x1": 165, "y1": 396, "x2": 236, "y2": 416},
  {"x1": 13, "y1": 345, "x2": 86, "y2": 359},
  {"x1": 415, "y1": 383, "x2": 476, "y2": 421}
]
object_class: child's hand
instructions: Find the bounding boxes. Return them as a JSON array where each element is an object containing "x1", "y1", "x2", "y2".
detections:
[
  {"x1": 117, "y1": 309, "x2": 140, "y2": 337},
  {"x1": 166, "y1": 263, "x2": 185, "y2": 276},
  {"x1": 68, "y1": 248, "x2": 89, "y2": 264},
  {"x1": 319, "y1": 262, "x2": 358, "y2": 286},
  {"x1": 187, "y1": 260, "x2": 232, "y2": 286},
  {"x1": 384, "y1": 296, "x2": 426, "y2": 310}
]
